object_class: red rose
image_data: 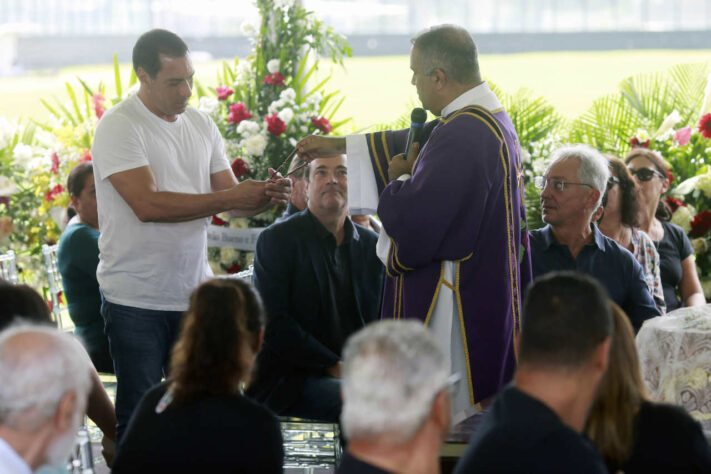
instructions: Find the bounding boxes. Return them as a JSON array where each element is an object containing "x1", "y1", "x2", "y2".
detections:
[
  {"x1": 698, "y1": 113, "x2": 711, "y2": 139},
  {"x1": 665, "y1": 196, "x2": 686, "y2": 213},
  {"x1": 231, "y1": 158, "x2": 249, "y2": 179},
  {"x1": 45, "y1": 184, "x2": 65, "y2": 202},
  {"x1": 263, "y1": 73, "x2": 286, "y2": 87},
  {"x1": 630, "y1": 136, "x2": 650, "y2": 148},
  {"x1": 92, "y1": 93, "x2": 106, "y2": 120},
  {"x1": 228, "y1": 103, "x2": 252, "y2": 125},
  {"x1": 226, "y1": 263, "x2": 242, "y2": 274},
  {"x1": 80, "y1": 150, "x2": 92, "y2": 162},
  {"x1": 212, "y1": 215, "x2": 227, "y2": 226},
  {"x1": 265, "y1": 113, "x2": 286, "y2": 136},
  {"x1": 666, "y1": 169, "x2": 674, "y2": 184},
  {"x1": 216, "y1": 86, "x2": 234, "y2": 101},
  {"x1": 50, "y1": 152, "x2": 60, "y2": 175},
  {"x1": 690, "y1": 210, "x2": 711, "y2": 237},
  {"x1": 311, "y1": 116, "x2": 332, "y2": 134}
]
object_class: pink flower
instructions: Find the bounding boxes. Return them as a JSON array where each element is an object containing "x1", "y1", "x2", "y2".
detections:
[
  {"x1": 92, "y1": 93, "x2": 106, "y2": 119},
  {"x1": 231, "y1": 158, "x2": 249, "y2": 179},
  {"x1": 311, "y1": 116, "x2": 332, "y2": 134},
  {"x1": 216, "y1": 86, "x2": 234, "y2": 101},
  {"x1": 228, "y1": 103, "x2": 252, "y2": 125},
  {"x1": 673, "y1": 126, "x2": 692, "y2": 146},
  {"x1": 44, "y1": 184, "x2": 65, "y2": 202},
  {"x1": 263, "y1": 73, "x2": 286, "y2": 87},
  {"x1": 265, "y1": 113, "x2": 286, "y2": 136},
  {"x1": 80, "y1": 150, "x2": 92, "y2": 162},
  {"x1": 50, "y1": 152, "x2": 60, "y2": 175},
  {"x1": 698, "y1": 114, "x2": 711, "y2": 139}
]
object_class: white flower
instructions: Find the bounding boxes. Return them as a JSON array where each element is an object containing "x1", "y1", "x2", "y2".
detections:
[
  {"x1": 240, "y1": 20, "x2": 257, "y2": 37},
  {"x1": 12, "y1": 143, "x2": 34, "y2": 166},
  {"x1": 289, "y1": 137, "x2": 298, "y2": 147},
  {"x1": 268, "y1": 99, "x2": 286, "y2": 114},
  {"x1": 700, "y1": 73, "x2": 711, "y2": 116},
  {"x1": 305, "y1": 92, "x2": 322, "y2": 106},
  {"x1": 234, "y1": 62, "x2": 252, "y2": 87},
  {"x1": 520, "y1": 148, "x2": 531, "y2": 164},
  {"x1": 229, "y1": 218, "x2": 248, "y2": 229},
  {"x1": 280, "y1": 88, "x2": 296, "y2": 103},
  {"x1": 0, "y1": 176, "x2": 18, "y2": 195},
  {"x1": 636, "y1": 129, "x2": 650, "y2": 142},
  {"x1": 671, "y1": 206, "x2": 694, "y2": 233},
  {"x1": 220, "y1": 247, "x2": 238, "y2": 264},
  {"x1": 33, "y1": 128, "x2": 58, "y2": 148},
  {"x1": 0, "y1": 117, "x2": 17, "y2": 150},
  {"x1": 267, "y1": 59, "x2": 280, "y2": 74},
  {"x1": 654, "y1": 110, "x2": 681, "y2": 139},
  {"x1": 198, "y1": 97, "x2": 220, "y2": 117},
  {"x1": 237, "y1": 119, "x2": 261, "y2": 137},
  {"x1": 277, "y1": 107, "x2": 294, "y2": 124},
  {"x1": 274, "y1": 0, "x2": 295, "y2": 8},
  {"x1": 243, "y1": 133, "x2": 268, "y2": 157}
]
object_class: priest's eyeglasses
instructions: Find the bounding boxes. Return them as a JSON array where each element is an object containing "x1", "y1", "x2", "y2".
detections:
[{"x1": 534, "y1": 176, "x2": 594, "y2": 192}]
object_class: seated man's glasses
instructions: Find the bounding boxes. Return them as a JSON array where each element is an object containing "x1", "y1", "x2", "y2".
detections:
[
  {"x1": 628, "y1": 167, "x2": 665, "y2": 182},
  {"x1": 534, "y1": 176, "x2": 594, "y2": 192}
]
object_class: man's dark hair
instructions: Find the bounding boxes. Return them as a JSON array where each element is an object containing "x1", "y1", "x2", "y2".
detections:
[
  {"x1": 519, "y1": 272, "x2": 613, "y2": 370},
  {"x1": 289, "y1": 156, "x2": 308, "y2": 181},
  {"x1": 132, "y1": 29, "x2": 189, "y2": 79},
  {"x1": 0, "y1": 282, "x2": 53, "y2": 332},
  {"x1": 66, "y1": 162, "x2": 93, "y2": 197},
  {"x1": 411, "y1": 24, "x2": 479, "y2": 84}
]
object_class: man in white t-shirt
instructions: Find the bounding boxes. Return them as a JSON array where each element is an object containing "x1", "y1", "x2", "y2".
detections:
[{"x1": 91, "y1": 28, "x2": 291, "y2": 440}]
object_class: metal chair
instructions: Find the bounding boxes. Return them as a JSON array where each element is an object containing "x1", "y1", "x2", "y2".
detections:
[
  {"x1": 42, "y1": 243, "x2": 69, "y2": 329},
  {"x1": 280, "y1": 417, "x2": 342, "y2": 473},
  {"x1": 0, "y1": 249, "x2": 19, "y2": 283}
]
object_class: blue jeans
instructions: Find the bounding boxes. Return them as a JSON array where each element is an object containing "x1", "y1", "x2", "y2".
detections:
[
  {"x1": 282, "y1": 375, "x2": 342, "y2": 423},
  {"x1": 100, "y1": 295, "x2": 184, "y2": 441}
]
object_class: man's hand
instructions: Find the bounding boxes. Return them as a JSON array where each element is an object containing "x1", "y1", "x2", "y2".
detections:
[
  {"x1": 265, "y1": 168, "x2": 292, "y2": 205},
  {"x1": 325, "y1": 361, "x2": 343, "y2": 379},
  {"x1": 296, "y1": 135, "x2": 346, "y2": 161},
  {"x1": 387, "y1": 142, "x2": 419, "y2": 181},
  {"x1": 227, "y1": 172, "x2": 292, "y2": 216}
]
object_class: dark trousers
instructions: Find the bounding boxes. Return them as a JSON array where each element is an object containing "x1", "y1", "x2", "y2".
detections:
[
  {"x1": 281, "y1": 375, "x2": 342, "y2": 423},
  {"x1": 100, "y1": 295, "x2": 184, "y2": 441}
]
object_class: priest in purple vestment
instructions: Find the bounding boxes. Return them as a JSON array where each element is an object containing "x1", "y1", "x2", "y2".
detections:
[{"x1": 297, "y1": 24, "x2": 532, "y2": 423}]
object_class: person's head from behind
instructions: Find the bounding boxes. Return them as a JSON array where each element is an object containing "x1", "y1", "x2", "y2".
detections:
[
  {"x1": 586, "y1": 302, "x2": 647, "y2": 466},
  {"x1": 601, "y1": 155, "x2": 639, "y2": 228},
  {"x1": 67, "y1": 162, "x2": 98, "y2": 230},
  {"x1": 0, "y1": 325, "x2": 91, "y2": 469},
  {"x1": 538, "y1": 145, "x2": 610, "y2": 228},
  {"x1": 409, "y1": 24, "x2": 481, "y2": 115},
  {"x1": 287, "y1": 156, "x2": 308, "y2": 211},
  {"x1": 341, "y1": 320, "x2": 450, "y2": 448},
  {"x1": 519, "y1": 272, "x2": 612, "y2": 385},
  {"x1": 133, "y1": 29, "x2": 193, "y2": 120},
  {"x1": 306, "y1": 154, "x2": 348, "y2": 219},
  {"x1": 0, "y1": 282, "x2": 53, "y2": 332},
  {"x1": 169, "y1": 278, "x2": 265, "y2": 402}
]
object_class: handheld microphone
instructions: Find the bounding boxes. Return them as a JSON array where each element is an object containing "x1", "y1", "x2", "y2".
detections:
[{"x1": 404, "y1": 107, "x2": 427, "y2": 160}]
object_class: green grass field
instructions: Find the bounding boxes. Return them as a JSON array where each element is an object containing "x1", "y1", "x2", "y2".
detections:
[{"x1": 1, "y1": 49, "x2": 710, "y2": 131}]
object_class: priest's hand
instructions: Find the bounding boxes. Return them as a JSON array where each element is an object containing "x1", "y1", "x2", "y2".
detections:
[
  {"x1": 388, "y1": 142, "x2": 419, "y2": 181},
  {"x1": 296, "y1": 135, "x2": 346, "y2": 161}
]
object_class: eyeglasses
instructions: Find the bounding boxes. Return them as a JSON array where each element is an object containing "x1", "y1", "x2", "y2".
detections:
[
  {"x1": 628, "y1": 167, "x2": 665, "y2": 182},
  {"x1": 534, "y1": 176, "x2": 594, "y2": 192},
  {"x1": 607, "y1": 176, "x2": 620, "y2": 190}
]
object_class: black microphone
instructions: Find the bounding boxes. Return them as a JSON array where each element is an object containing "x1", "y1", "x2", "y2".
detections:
[{"x1": 404, "y1": 107, "x2": 427, "y2": 160}]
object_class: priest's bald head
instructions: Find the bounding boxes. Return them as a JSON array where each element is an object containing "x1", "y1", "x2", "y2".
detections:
[{"x1": 410, "y1": 25, "x2": 483, "y2": 116}]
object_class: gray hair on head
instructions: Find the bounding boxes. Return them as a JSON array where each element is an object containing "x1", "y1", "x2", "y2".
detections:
[
  {"x1": 341, "y1": 320, "x2": 449, "y2": 444},
  {"x1": 546, "y1": 144, "x2": 610, "y2": 208},
  {"x1": 0, "y1": 324, "x2": 92, "y2": 431},
  {"x1": 411, "y1": 24, "x2": 479, "y2": 84}
]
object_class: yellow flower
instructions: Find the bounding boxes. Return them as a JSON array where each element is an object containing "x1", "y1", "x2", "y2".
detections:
[
  {"x1": 691, "y1": 238, "x2": 708, "y2": 255},
  {"x1": 698, "y1": 172, "x2": 711, "y2": 199},
  {"x1": 46, "y1": 230, "x2": 58, "y2": 242},
  {"x1": 636, "y1": 129, "x2": 650, "y2": 142}
]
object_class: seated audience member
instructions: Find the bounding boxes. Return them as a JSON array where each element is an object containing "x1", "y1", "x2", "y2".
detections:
[
  {"x1": 112, "y1": 278, "x2": 283, "y2": 474},
  {"x1": 586, "y1": 302, "x2": 711, "y2": 473},
  {"x1": 0, "y1": 282, "x2": 117, "y2": 463},
  {"x1": 454, "y1": 272, "x2": 612, "y2": 474},
  {"x1": 529, "y1": 144, "x2": 660, "y2": 330},
  {"x1": 57, "y1": 162, "x2": 114, "y2": 373},
  {"x1": 350, "y1": 213, "x2": 381, "y2": 233},
  {"x1": 247, "y1": 154, "x2": 384, "y2": 422},
  {"x1": 337, "y1": 320, "x2": 451, "y2": 474},
  {"x1": 625, "y1": 148, "x2": 705, "y2": 310},
  {"x1": 274, "y1": 155, "x2": 309, "y2": 223},
  {"x1": 0, "y1": 324, "x2": 92, "y2": 473},
  {"x1": 599, "y1": 155, "x2": 665, "y2": 313}
]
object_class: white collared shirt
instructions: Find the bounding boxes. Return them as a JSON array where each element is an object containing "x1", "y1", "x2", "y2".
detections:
[{"x1": 0, "y1": 437, "x2": 32, "y2": 474}]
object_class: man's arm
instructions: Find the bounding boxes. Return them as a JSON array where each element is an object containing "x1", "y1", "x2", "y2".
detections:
[{"x1": 108, "y1": 166, "x2": 291, "y2": 223}]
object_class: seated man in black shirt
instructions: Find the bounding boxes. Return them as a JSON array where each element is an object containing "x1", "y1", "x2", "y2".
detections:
[
  {"x1": 247, "y1": 154, "x2": 384, "y2": 422},
  {"x1": 454, "y1": 272, "x2": 612, "y2": 474}
]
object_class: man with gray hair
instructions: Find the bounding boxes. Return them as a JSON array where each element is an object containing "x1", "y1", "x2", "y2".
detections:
[
  {"x1": 529, "y1": 144, "x2": 660, "y2": 330},
  {"x1": 337, "y1": 320, "x2": 451, "y2": 474},
  {"x1": 0, "y1": 325, "x2": 92, "y2": 472}
]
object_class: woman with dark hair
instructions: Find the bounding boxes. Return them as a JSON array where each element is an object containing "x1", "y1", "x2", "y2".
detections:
[
  {"x1": 625, "y1": 149, "x2": 705, "y2": 311},
  {"x1": 599, "y1": 155, "x2": 665, "y2": 313},
  {"x1": 57, "y1": 161, "x2": 114, "y2": 373},
  {"x1": 112, "y1": 278, "x2": 283, "y2": 474},
  {"x1": 586, "y1": 303, "x2": 711, "y2": 472}
]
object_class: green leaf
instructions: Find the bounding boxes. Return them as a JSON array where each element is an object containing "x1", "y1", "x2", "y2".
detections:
[
  {"x1": 114, "y1": 53, "x2": 122, "y2": 99},
  {"x1": 65, "y1": 83, "x2": 83, "y2": 123}
]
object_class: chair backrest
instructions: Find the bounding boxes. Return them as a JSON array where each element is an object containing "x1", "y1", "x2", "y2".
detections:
[
  {"x1": 42, "y1": 244, "x2": 66, "y2": 329},
  {"x1": 280, "y1": 418, "x2": 342, "y2": 469},
  {"x1": 0, "y1": 249, "x2": 19, "y2": 284}
]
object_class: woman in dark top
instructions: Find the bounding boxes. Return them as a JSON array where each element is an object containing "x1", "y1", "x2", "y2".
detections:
[
  {"x1": 625, "y1": 148, "x2": 705, "y2": 311},
  {"x1": 586, "y1": 303, "x2": 711, "y2": 473},
  {"x1": 112, "y1": 278, "x2": 283, "y2": 474}
]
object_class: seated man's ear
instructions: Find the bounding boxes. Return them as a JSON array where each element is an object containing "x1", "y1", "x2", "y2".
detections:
[
  {"x1": 432, "y1": 389, "x2": 451, "y2": 434},
  {"x1": 54, "y1": 391, "x2": 79, "y2": 434}
]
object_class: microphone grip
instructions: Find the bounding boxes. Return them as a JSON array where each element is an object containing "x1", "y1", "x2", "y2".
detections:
[{"x1": 404, "y1": 122, "x2": 424, "y2": 161}]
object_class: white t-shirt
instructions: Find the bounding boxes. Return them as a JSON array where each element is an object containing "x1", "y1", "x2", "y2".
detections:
[{"x1": 92, "y1": 93, "x2": 230, "y2": 311}]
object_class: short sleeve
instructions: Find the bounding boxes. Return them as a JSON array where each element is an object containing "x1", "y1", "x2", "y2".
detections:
[
  {"x1": 92, "y1": 110, "x2": 149, "y2": 180},
  {"x1": 679, "y1": 227, "x2": 694, "y2": 260},
  {"x1": 207, "y1": 115, "x2": 230, "y2": 175}
]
